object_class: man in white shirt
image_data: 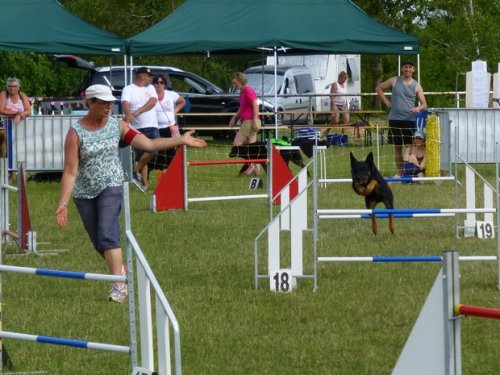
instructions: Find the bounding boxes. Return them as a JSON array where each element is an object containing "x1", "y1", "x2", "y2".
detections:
[{"x1": 121, "y1": 67, "x2": 158, "y2": 190}]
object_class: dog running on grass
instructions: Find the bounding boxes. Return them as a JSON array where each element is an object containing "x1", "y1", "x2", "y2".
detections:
[{"x1": 350, "y1": 151, "x2": 395, "y2": 234}]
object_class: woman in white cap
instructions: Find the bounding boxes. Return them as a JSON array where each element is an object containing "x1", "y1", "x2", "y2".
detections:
[
  {"x1": 55, "y1": 84, "x2": 206, "y2": 303},
  {"x1": 402, "y1": 129, "x2": 426, "y2": 178}
]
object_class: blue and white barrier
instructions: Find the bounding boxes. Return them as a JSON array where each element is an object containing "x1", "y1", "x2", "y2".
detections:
[
  {"x1": 320, "y1": 213, "x2": 455, "y2": 219},
  {"x1": 0, "y1": 265, "x2": 125, "y2": 283},
  {"x1": 317, "y1": 208, "x2": 495, "y2": 216},
  {"x1": 319, "y1": 176, "x2": 456, "y2": 184},
  {"x1": 0, "y1": 265, "x2": 129, "y2": 357},
  {"x1": 317, "y1": 255, "x2": 497, "y2": 263},
  {"x1": 0, "y1": 331, "x2": 129, "y2": 353}
]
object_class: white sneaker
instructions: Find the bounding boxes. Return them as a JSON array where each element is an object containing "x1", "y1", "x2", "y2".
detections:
[
  {"x1": 242, "y1": 164, "x2": 257, "y2": 176},
  {"x1": 108, "y1": 282, "x2": 127, "y2": 303}
]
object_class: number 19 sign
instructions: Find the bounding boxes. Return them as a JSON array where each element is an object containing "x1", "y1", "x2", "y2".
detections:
[{"x1": 476, "y1": 221, "x2": 495, "y2": 239}]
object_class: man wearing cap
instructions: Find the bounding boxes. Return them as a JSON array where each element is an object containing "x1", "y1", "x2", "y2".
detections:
[
  {"x1": 121, "y1": 67, "x2": 159, "y2": 190},
  {"x1": 375, "y1": 61, "x2": 427, "y2": 177}
]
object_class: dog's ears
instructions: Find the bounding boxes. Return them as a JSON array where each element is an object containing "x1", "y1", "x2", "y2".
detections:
[
  {"x1": 350, "y1": 151, "x2": 357, "y2": 165},
  {"x1": 365, "y1": 152, "x2": 374, "y2": 166}
]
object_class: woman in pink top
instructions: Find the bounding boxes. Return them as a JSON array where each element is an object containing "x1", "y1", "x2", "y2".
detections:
[
  {"x1": 0, "y1": 77, "x2": 31, "y2": 159},
  {"x1": 229, "y1": 72, "x2": 262, "y2": 175},
  {"x1": 0, "y1": 77, "x2": 31, "y2": 126}
]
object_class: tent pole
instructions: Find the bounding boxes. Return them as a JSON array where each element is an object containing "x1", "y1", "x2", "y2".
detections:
[
  {"x1": 129, "y1": 56, "x2": 134, "y2": 85},
  {"x1": 123, "y1": 55, "x2": 128, "y2": 88},
  {"x1": 274, "y1": 46, "x2": 278, "y2": 139},
  {"x1": 417, "y1": 54, "x2": 421, "y2": 83}
]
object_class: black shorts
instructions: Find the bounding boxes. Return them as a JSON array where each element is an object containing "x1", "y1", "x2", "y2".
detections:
[
  {"x1": 159, "y1": 127, "x2": 172, "y2": 138},
  {"x1": 388, "y1": 120, "x2": 415, "y2": 146},
  {"x1": 134, "y1": 127, "x2": 160, "y2": 161}
]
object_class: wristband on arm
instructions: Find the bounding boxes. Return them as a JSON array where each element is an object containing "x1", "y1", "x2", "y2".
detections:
[{"x1": 123, "y1": 126, "x2": 140, "y2": 145}]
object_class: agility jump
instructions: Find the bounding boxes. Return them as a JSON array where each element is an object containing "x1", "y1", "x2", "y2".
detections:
[
  {"x1": 254, "y1": 164, "x2": 311, "y2": 290},
  {"x1": 392, "y1": 251, "x2": 500, "y2": 375},
  {"x1": 0, "y1": 184, "x2": 181, "y2": 374},
  {"x1": 151, "y1": 141, "x2": 298, "y2": 212},
  {"x1": 0, "y1": 160, "x2": 36, "y2": 253},
  {"x1": 254, "y1": 143, "x2": 499, "y2": 291},
  {"x1": 311, "y1": 154, "x2": 499, "y2": 290}
]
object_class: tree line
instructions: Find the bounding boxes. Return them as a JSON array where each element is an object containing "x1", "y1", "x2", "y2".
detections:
[{"x1": 0, "y1": 0, "x2": 498, "y2": 108}]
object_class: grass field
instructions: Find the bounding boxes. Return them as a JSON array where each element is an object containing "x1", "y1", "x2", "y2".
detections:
[{"x1": 2, "y1": 141, "x2": 500, "y2": 374}]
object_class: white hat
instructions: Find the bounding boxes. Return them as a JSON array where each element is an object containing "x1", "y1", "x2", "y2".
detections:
[
  {"x1": 85, "y1": 84, "x2": 117, "y2": 102},
  {"x1": 414, "y1": 129, "x2": 425, "y2": 139}
]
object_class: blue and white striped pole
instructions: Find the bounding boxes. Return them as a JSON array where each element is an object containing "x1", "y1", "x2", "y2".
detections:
[
  {"x1": 320, "y1": 213, "x2": 456, "y2": 219},
  {"x1": 0, "y1": 265, "x2": 125, "y2": 283},
  {"x1": 317, "y1": 255, "x2": 497, "y2": 263},
  {"x1": 319, "y1": 176, "x2": 456, "y2": 184},
  {"x1": 317, "y1": 208, "x2": 496, "y2": 215},
  {"x1": 0, "y1": 331, "x2": 129, "y2": 353}
]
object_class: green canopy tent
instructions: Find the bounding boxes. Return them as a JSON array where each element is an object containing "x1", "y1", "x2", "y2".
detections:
[
  {"x1": 0, "y1": 0, "x2": 124, "y2": 55},
  {"x1": 126, "y1": 0, "x2": 418, "y2": 56},
  {"x1": 126, "y1": 0, "x2": 419, "y2": 135}
]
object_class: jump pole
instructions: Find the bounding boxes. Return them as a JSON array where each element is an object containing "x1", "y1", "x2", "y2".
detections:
[
  {"x1": 319, "y1": 213, "x2": 456, "y2": 219},
  {"x1": 393, "y1": 251, "x2": 500, "y2": 375},
  {"x1": 317, "y1": 208, "x2": 495, "y2": 216},
  {"x1": 317, "y1": 255, "x2": 497, "y2": 263},
  {"x1": 319, "y1": 176, "x2": 455, "y2": 184}
]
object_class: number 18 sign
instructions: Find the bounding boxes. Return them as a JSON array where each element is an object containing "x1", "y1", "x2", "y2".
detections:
[{"x1": 270, "y1": 269, "x2": 293, "y2": 293}]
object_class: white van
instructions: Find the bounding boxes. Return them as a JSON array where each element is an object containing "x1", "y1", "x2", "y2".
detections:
[
  {"x1": 243, "y1": 65, "x2": 316, "y2": 124},
  {"x1": 267, "y1": 54, "x2": 361, "y2": 112}
]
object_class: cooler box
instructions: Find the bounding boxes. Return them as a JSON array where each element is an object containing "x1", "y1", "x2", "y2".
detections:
[
  {"x1": 327, "y1": 133, "x2": 348, "y2": 146},
  {"x1": 293, "y1": 127, "x2": 320, "y2": 139}
]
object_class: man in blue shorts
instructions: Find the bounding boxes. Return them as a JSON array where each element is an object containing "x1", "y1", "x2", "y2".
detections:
[
  {"x1": 375, "y1": 61, "x2": 427, "y2": 177},
  {"x1": 122, "y1": 67, "x2": 159, "y2": 190}
]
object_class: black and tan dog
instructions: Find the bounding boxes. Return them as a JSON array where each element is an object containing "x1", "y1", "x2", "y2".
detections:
[
  {"x1": 228, "y1": 139, "x2": 329, "y2": 176},
  {"x1": 229, "y1": 142, "x2": 307, "y2": 175},
  {"x1": 350, "y1": 151, "x2": 395, "y2": 234}
]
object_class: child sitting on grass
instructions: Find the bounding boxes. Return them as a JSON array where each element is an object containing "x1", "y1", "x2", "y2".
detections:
[{"x1": 402, "y1": 129, "x2": 426, "y2": 178}]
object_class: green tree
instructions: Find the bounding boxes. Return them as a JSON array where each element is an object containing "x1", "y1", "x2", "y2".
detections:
[
  {"x1": 60, "y1": 0, "x2": 246, "y2": 89},
  {"x1": 418, "y1": 0, "x2": 500, "y2": 92},
  {"x1": 355, "y1": 0, "x2": 500, "y2": 107},
  {"x1": 2, "y1": 0, "x2": 499, "y2": 102},
  {"x1": 0, "y1": 52, "x2": 84, "y2": 98}
]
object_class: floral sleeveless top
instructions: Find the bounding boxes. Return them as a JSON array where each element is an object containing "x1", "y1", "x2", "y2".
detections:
[{"x1": 72, "y1": 115, "x2": 124, "y2": 199}]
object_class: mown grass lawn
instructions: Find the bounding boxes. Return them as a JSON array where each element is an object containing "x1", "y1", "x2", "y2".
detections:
[{"x1": 2, "y1": 142, "x2": 500, "y2": 374}]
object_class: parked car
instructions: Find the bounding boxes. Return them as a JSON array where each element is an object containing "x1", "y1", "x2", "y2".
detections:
[
  {"x1": 53, "y1": 55, "x2": 276, "y2": 139},
  {"x1": 241, "y1": 65, "x2": 316, "y2": 124}
]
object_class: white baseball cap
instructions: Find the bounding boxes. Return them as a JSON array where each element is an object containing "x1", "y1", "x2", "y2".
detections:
[
  {"x1": 414, "y1": 129, "x2": 425, "y2": 139},
  {"x1": 85, "y1": 84, "x2": 117, "y2": 102}
]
